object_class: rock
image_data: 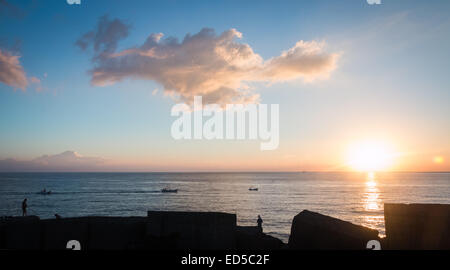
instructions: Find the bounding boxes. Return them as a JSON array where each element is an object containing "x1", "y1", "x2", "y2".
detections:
[
  {"x1": 147, "y1": 211, "x2": 236, "y2": 249},
  {"x1": 41, "y1": 218, "x2": 89, "y2": 250},
  {"x1": 384, "y1": 203, "x2": 450, "y2": 249},
  {"x1": 0, "y1": 212, "x2": 284, "y2": 250},
  {"x1": 88, "y1": 217, "x2": 147, "y2": 250},
  {"x1": 1, "y1": 216, "x2": 42, "y2": 249},
  {"x1": 288, "y1": 210, "x2": 379, "y2": 249},
  {"x1": 236, "y1": 226, "x2": 286, "y2": 249}
]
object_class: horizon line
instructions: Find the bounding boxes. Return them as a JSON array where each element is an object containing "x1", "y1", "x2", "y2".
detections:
[{"x1": 0, "y1": 170, "x2": 449, "y2": 174}]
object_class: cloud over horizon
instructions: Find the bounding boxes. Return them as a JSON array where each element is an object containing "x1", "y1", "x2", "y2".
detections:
[
  {"x1": 0, "y1": 151, "x2": 106, "y2": 172},
  {"x1": 77, "y1": 16, "x2": 339, "y2": 105},
  {"x1": 0, "y1": 48, "x2": 28, "y2": 90}
]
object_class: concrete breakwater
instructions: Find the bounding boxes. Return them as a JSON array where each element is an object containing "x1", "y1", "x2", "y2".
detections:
[{"x1": 0, "y1": 204, "x2": 448, "y2": 250}]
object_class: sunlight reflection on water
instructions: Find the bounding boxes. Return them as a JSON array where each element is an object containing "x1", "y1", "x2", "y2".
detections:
[{"x1": 362, "y1": 172, "x2": 384, "y2": 235}]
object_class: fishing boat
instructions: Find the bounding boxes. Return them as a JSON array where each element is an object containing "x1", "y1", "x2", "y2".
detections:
[
  {"x1": 37, "y1": 189, "x2": 52, "y2": 195},
  {"x1": 248, "y1": 187, "x2": 258, "y2": 191},
  {"x1": 161, "y1": 188, "x2": 178, "y2": 193}
]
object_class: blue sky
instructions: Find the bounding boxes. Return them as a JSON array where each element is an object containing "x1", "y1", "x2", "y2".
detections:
[{"x1": 0, "y1": 0, "x2": 449, "y2": 171}]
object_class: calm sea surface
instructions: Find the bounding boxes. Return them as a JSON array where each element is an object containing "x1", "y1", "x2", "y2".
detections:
[{"x1": 0, "y1": 172, "x2": 449, "y2": 242}]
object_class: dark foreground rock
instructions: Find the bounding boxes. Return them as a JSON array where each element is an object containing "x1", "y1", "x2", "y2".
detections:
[
  {"x1": 236, "y1": 226, "x2": 286, "y2": 249},
  {"x1": 146, "y1": 211, "x2": 236, "y2": 249},
  {"x1": 288, "y1": 210, "x2": 379, "y2": 249},
  {"x1": 1, "y1": 216, "x2": 41, "y2": 249},
  {"x1": 384, "y1": 203, "x2": 450, "y2": 249},
  {"x1": 0, "y1": 211, "x2": 285, "y2": 250},
  {"x1": 6, "y1": 205, "x2": 448, "y2": 250}
]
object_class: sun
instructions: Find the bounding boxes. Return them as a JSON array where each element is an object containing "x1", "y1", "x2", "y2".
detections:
[
  {"x1": 347, "y1": 140, "x2": 394, "y2": 172},
  {"x1": 433, "y1": 156, "x2": 444, "y2": 164}
]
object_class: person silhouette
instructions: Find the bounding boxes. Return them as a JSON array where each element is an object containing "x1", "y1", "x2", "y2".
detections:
[
  {"x1": 257, "y1": 215, "x2": 263, "y2": 233},
  {"x1": 22, "y1": 198, "x2": 28, "y2": 216}
]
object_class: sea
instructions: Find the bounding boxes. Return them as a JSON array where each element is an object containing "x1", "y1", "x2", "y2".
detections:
[{"x1": 0, "y1": 172, "x2": 449, "y2": 243}]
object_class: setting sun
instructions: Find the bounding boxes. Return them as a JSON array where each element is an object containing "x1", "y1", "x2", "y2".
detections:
[
  {"x1": 433, "y1": 156, "x2": 444, "y2": 164},
  {"x1": 347, "y1": 140, "x2": 394, "y2": 172}
]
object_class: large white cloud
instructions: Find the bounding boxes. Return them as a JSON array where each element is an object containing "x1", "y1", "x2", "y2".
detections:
[
  {"x1": 78, "y1": 16, "x2": 339, "y2": 105},
  {"x1": 0, "y1": 48, "x2": 28, "y2": 90}
]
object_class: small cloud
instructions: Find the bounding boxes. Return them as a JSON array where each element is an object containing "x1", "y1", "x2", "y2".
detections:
[
  {"x1": 30, "y1": 76, "x2": 40, "y2": 84},
  {"x1": 0, "y1": 48, "x2": 28, "y2": 90},
  {"x1": 30, "y1": 76, "x2": 46, "y2": 92},
  {"x1": 78, "y1": 16, "x2": 339, "y2": 106},
  {"x1": 260, "y1": 41, "x2": 339, "y2": 82},
  {"x1": 75, "y1": 15, "x2": 130, "y2": 55}
]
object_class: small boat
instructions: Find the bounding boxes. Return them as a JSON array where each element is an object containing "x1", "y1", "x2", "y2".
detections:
[
  {"x1": 161, "y1": 188, "x2": 178, "y2": 193},
  {"x1": 249, "y1": 187, "x2": 258, "y2": 191},
  {"x1": 37, "y1": 190, "x2": 52, "y2": 195}
]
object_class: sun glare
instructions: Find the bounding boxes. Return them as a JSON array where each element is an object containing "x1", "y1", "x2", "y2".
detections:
[
  {"x1": 433, "y1": 156, "x2": 444, "y2": 164},
  {"x1": 347, "y1": 140, "x2": 394, "y2": 172}
]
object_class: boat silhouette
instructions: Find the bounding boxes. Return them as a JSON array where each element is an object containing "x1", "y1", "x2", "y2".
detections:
[{"x1": 161, "y1": 188, "x2": 178, "y2": 193}]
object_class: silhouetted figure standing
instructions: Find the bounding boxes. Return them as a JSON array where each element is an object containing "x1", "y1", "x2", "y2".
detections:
[
  {"x1": 257, "y1": 215, "x2": 263, "y2": 233},
  {"x1": 22, "y1": 198, "x2": 27, "y2": 216}
]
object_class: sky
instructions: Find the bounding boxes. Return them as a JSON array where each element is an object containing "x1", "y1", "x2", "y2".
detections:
[{"x1": 0, "y1": 0, "x2": 449, "y2": 172}]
